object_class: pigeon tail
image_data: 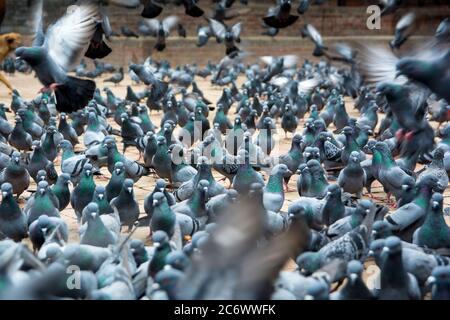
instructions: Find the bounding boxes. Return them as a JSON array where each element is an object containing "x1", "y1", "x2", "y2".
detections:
[
  {"x1": 55, "y1": 76, "x2": 96, "y2": 113},
  {"x1": 141, "y1": 0, "x2": 163, "y2": 18},
  {"x1": 263, "y1": 15, "x2": 298, "y2": 29},
  {"x1": 85, "y1": 40, "x2": 112, "y2": 60},
  {"x1": 185, "y1": 4, "x2": 204, "y2": 18}
]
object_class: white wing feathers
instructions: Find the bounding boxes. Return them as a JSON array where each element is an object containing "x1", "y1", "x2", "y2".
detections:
[
  {"x1": 45, "y1": 2, "x2": 100, "y2": 71},
  {"x1": 162, "y1": 16, "x2": 179, "y2": 35},
  {"x1": 231, "y1": 22, "x2": 242, "y2": 39},
  {"x1": 208, "y1": 18, "x2": 227, "y2": 41}
]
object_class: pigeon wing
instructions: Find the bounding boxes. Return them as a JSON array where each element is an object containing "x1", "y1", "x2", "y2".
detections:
[
  {"x1": 45, "y1": 2, "x2": 100, "y2": 71},
  {"x1": 208, "y1": 18, "x2": 227, "y2": 41}
]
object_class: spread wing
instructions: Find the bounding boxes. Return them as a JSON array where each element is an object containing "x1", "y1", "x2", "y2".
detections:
[
  {"x1": 208, "y1": 18, "x2": 227, "y2": 41},
  {"x1": 231, "y1": 22, "x2": 242, "y2": 39},
  {"x1": 143, "y1": 18, "x2": 160, "y2": 34},
  {"x1": 44, "y1": 1, "x2": 100, "y2": 71},
  {"x1": 306, "y1": 24, "x2": 323, "y2": 46},
  {"x1": 28, "y1": 0, "x2": 44, "y2": 46},
  {"x1": 162, "y1": 16, "x2": 179, "y2": 34}
]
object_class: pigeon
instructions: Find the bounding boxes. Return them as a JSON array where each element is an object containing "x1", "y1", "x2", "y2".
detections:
[
  {"x1": 417, "y1": 147, "x2": 448, "y2": 193},
  {"x1": 320, "y1": 184, "x2": 346, "y2": 226},
  {"x1": 0, "y1": 151, "x2": 30, "y2": 198},
  {"x1": 428, "y1": 266, "x2": 450, "y2": 300},
  {"x1": 121, "y1": 26, "x2": 139, "y2": 38},
  {"x1": 51, "y1": 173, "x2": 71, "y2": 211},
  {"x1": 330, "y1": 260, "x2": 373, "y2": 300},
  {"x1": 281, "y1": 104, "x2": 298, "y2": 138},
  {"x1": 413, "y1": 193, "x2": 450, "y2": 249},
  {"x1": 26, "y1": 181, "x2": 60, "y2": 226},
  {"x1": 208, "y1": 18, "x2": 242, "y2": 56},
  {"x1": 15, "y1": 2, "x2": 98, "y2": 112},
  {"x1": 384, "y1": 175, "x2": 440, "y2": 242},
  {"x1": 104, "y1": 139, "x2": 149, "y2": 182},
  {"x1": 379, "y1": 0, "x2": 402, "y2": 16},
  {"x1": 28, "y1": 142, "x2": 57, "y2": 185},
  {"x1": 59, "y1": 140, "x2": 90, "y2": 183},
  {"x1": 168, "y1": 144, "x2": 197, "y2": 187},
  {"x1": 196, "y1": 24, "x2": 212, "y2": 47},
  {"x1": 143, "y1": 179, "x2": 176, "y2": 225},
  {"x1": 141, "y1": 16, "x2": 179, "y2": 52},
  {"x1": 152, "y1": 136, "x2": 172, "y2": 181},
  {"x1": 263, "y1": 0, "x2": 298, "y2": 29},
  {"x1": 0, "y1": 183, "x2": 27, "y2": 242},
  {"x1": 378, "y1": 236, "x2": 421, "y2": 300},
  {"x1": 70, "y1": 163, "x2": 96, "y2": 223},
  {"x1": 263, "y1": 164, "x2": 291, "y2": 213},
  {"x1": 172, "y1": 179, "x2": 210, "y2": 222},
  {"x1": 28, "y1": 214, "x2": 68, "y2": 251},
  {"x1": 129, "y1": 63, "x2": 168, "y2": 102},
  {"x1": 8, "y1": 116, "x2": 32, "y2": 151},
  {"x1": 232, "y1": 150, "x2": 264, "y2": 195},
  {"x1": 80, "y1": 203, "x2": 117, "y2": 248},
  {"x1": 110, "y1": 179, "x2": 140, "y2": 231},
  {"x1": 105, "y1": 162, "x2": 126, "y2": 203},
  {"x1": 104, "y1": 67, "x2": 124, "y2": 85},
  {"x1": 390, "y1": 12, "x2": 416, "y2": 50},
  {"x1": 301, "y1": 24, "x2": 327, "y2": 57},
  {"x1": 151, "y1": 192, "x2": 176, "y2": 239},
  {"x1": 337, "y1": 151, "x2": 367, "y2": 198},
  {"x1": 84, "y1": 111, "x2": 106, "y2": 149}
]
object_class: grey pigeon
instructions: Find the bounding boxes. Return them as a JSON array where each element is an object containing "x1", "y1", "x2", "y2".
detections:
[{"x1": 110, "y1": 179, "x2": 140, "y2": 231}]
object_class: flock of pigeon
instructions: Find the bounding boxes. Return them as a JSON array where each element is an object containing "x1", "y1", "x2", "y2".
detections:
[{"x1": 0, "y1": 0, "x2": 450, "y2": 300}]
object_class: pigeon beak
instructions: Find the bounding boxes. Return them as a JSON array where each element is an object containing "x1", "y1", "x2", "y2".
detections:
[
  {"x1": 1, "y1": 191, "x2": 7, "y2": 197},
  {"x1": 39, "y1": 188, "x2": 45, "y2": 195},
  {"x1": 127, "y1": 187, "x2": 133, "y2": 194},
  {"x1": 41, "y1": 227, "x2": 47, "y2": 234},
  {"x1": 349, "y1": 273, "x2": 358, "y2": 283},
  {"x1": 98, "y1": 194, "x2": 104, "y2": 200},
  {"x1": 86, "y1": 170, "x2": 91, "y2": 176},
  {"x1": 382, "y1": 246, "x2": 390, "y2": 253},
  {"x1": 115, "y1": 169, "x2": 121, "y2": 174},
  {"x1": 368, "y1": 250, "x2": 374, "y2": 257},
  {"x1": 91, "y1": 212, "x2": 97, "y2": 219},
  {"x1": 153, "y1": 199, "x2": 158, "y2": 207},
  {"x1": 371, "y1": 230, "x2": 377, "y2": 237}
]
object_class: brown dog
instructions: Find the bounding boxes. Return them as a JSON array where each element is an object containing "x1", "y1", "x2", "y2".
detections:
[{"x1": 0, "y1": 32, "x2": 22, "y2": 92}]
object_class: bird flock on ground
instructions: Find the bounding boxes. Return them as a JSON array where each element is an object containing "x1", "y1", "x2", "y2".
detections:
[{"x1": 0, "y1": 0, "x2": 449, "y2": 300}]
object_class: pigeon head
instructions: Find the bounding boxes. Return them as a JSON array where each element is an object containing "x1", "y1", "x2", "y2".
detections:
[
  {"x1": 114, "y1": 162, "x2": 124, "y2": 174},
  {"x1": 427, "y1": 266, "x2": 450, "y2": 289},
  {"x1": 152, "y1": 192, "x2": 166, "y2": 207},
  {"x1": 1, "y1": 182, "x2": 13, "y2": 197},
  {"x1": 198, "y1": 180, "x2": 210, "y2": 196},
  {"x1": 346, "y1": 260, "x2": 364, "y2": 284},
  {"x1": 372, "y1": 221, "x2": 392, "y2": 240},
  {"x1": 342, "y1": 126, "x2": 353, "y2": 137},
  {"x1": 417, "y1": 174, "x2": 441, "y2": 192},
  {"x1": 401, "y1": 176, "x2": 415, "y2": 191},
  {"x1": 155, "y1": 179, "x2": 167, "y2": 192},
  {"x1": 152, "y1": 230, "x2": 169, "y2": 247},
  {"x1": 59, "y1": 140, "x2": 73, "y2": 151},
  {"x1": 11, "y1": 151, "x2": 21, "y2": 164},
  {"x1": 37, "y1": 214, "x2": 51, "y2": 230},
  {"x1": 306, "y1": 159, "x2": 321, "y2": 172},
  {"x1": 120, "y1": 113, "x2": 128, "y2": 122},
  {"x1": 94, "y1": 186, "x2": 106, "y2": 200},
  {"x1": 349, "y1": 151, "x2": 361, "y2": 163},
  {"x1": 296, "y1": 163, "x2": 308, "y2": 175},
  {"x1": 357, "y1": 199, "x2": 374, "y2": 216},
  {"x1": 59, "y1": 173, "x2": 71, "y2": 185},
  {"x1": 431, "y1": 192, "x2": 444, "y2": 212},
  {"x1": 123, "y1": 179, "x2": 134, "y2": 194},
  {"x1": 15, "y1": 47, "x2": 45, "y2": 66},
  {"x1": 287, "y1": 203, "x2": 307, "y2": 221},
  {"x1": 383, "y1": 236, "x2": 402, "y2": 256},
  {"x1": 292, "y1": 133, "x2": 302, "y2": 145},
  {"x1": 272, "y1": 164, "x2": 292, "y2": 177},
  {"x1": 234, "y1": 116, "x2": 241, "y2": 125},
  {"x1": 156, "y1": 136, "x2": 167, "y2": 146},
  {"x1": 37, "y1": 181, "x2": 49, "y2": 195},
  {"x1": 86, "y1": 203, "x2": 99, "y2": 220},
  {"x1": 368, "y1": 238, "x2": 386, "y2": 262},
  {"x1": 37, "y1": 170, "x2": 47, "y2": 182},
  {"x1": 325, "y1": 184, "x2": 341, "y2": 198},
  {"x1": 433, "y1": 147, "x2": 445, "y2": 160},
  {"x1": 296, "y1": 252, "x2": 320, "y2": 275},
  {"x1": 375, "y1": 82, "x2": 402, "y2": 100},
  {"x1": 304, "y1": 280, "x2": 329, "y2": 301},
  {"x1": 165, "y1": 251, "x2": 190, "y2": 271}
]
